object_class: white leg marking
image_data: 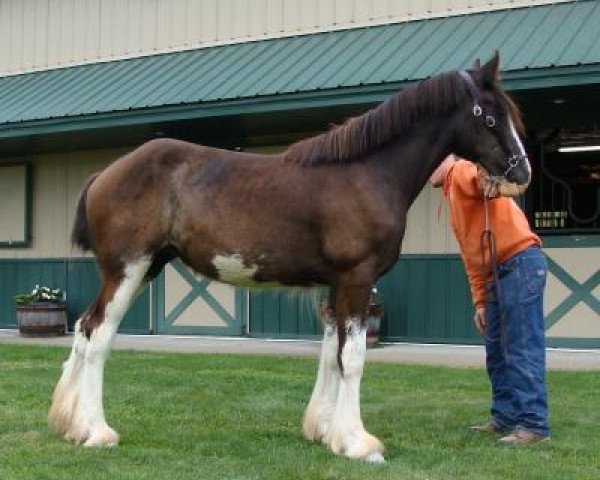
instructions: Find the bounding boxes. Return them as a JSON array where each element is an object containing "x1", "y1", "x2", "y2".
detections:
[
  {"x1": 303, "y1": 322, "x2": 340, "y2": 442},
  {"x1": 70, "y1": 258, "x2": 150, "y2": 447},
  {"x1": 326, "y1": 318, "x2": 385, "y2": 461},
  {"x1": 49, "y1": 318, "x2": 88, "y2": 438}
]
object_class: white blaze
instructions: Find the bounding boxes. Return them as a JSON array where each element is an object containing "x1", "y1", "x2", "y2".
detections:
[{"x1": 508, "y1": 117, "x2": 531, "y2": 178}]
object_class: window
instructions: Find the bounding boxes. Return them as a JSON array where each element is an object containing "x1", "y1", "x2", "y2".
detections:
[
  {"x1": 0, "y1": 163, "x2": 31, "y2": 247},
  {"x1": 527, "y1": 130, "x2": 600, "y2": 234}
]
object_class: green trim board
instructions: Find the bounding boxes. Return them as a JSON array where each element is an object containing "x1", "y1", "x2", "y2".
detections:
[
  {"x1": 0, "y1": 163, "x2": 31, "y2": 248},
  {"x1": 546, "y1": 338, "x2": 600, "y2": 349},
  {"x1": 541, "y1": 235, "x2": 600, "y2": 248},
  {"x1": 1, "y1": 1, "x2": 599, "y2": 139},
  {"x1": 0, "y1": 258, "x2": 150, "y2": 334}
]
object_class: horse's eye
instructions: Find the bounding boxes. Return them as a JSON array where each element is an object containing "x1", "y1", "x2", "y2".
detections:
[{"x1": 485, "y1": 115, "x2": 496, "y2": 128}]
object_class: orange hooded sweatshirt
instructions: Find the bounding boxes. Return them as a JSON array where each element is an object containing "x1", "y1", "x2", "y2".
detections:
[{"x1": 443, "y1": 160, "x2": 541, "y2": 308}]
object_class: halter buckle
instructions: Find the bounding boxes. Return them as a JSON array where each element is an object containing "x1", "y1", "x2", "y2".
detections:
[
  {"x1": 504, "y1": 155, "x2": 521, "y2": 176},
  {"x1": 473, "y1": 105, "x2": 482, "y2": 117}
]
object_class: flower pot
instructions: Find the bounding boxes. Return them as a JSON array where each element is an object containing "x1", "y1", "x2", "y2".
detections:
[{"x1": 16, "y1": 302, "x2": 67, "y2": 336}]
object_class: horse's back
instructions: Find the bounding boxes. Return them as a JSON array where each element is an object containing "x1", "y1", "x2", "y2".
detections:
[
  {"x1": 88, "y1": 138, "x2": 271, "y2": 207},
  {"x1": 83, "y1": 138, "x2": 294, "y2": 263}
]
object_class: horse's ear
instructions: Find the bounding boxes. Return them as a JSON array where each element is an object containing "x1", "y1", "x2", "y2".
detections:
[
  {"x1": 472, "y1": 58, "x2": 481, "y2": 69},
  {"x1": 480, "y1": 51, "x2": 500, "y2": 86}
]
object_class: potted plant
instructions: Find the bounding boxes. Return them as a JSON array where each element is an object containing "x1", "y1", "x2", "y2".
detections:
[{"x1": 14, "y1": 285, "x2": 67, "y2": 336}]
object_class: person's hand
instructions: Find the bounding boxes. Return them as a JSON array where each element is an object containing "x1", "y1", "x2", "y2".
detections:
[
  {"x1": 474, "y1": 307, "x2": 486, "y2": 335},
  {"x1": 477, "y1": 169, "x2": 500, "y2": 198}
]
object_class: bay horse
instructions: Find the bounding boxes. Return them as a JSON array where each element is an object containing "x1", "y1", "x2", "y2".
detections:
[{"x1": 49, "y1": 53, "x2": 530, "y2": 462}]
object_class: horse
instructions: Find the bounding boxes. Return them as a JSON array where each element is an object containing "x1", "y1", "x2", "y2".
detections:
[{"x1": 48, "y1": 53, "x2": 530, "y2": 462}]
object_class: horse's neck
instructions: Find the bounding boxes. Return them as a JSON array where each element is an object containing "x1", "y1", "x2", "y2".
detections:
[{"x1": 375, "y1": 116, "x2": 456, "y2": 208}]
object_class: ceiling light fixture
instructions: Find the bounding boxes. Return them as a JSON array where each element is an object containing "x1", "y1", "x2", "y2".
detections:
[{"x1": 558, "y1": 145, "x2": 600, "y2": 153}]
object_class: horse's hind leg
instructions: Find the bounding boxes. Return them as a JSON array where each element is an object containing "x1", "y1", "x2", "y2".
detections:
[
  {"x1": 49, "y1": 256, "x2": 151, "y2": 446},
  {"x1": 48, "y1": 318, "x2": 88, "y2": 437}
]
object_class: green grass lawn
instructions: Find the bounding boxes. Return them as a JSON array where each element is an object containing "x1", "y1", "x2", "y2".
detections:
[{"x1": 0, "y1": 345, "x2": 598, "y2": 480}]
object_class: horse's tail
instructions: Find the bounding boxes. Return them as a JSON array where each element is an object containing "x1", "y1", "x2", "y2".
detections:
[
  {"x1": 71, "y1": 173, "x2": 100, "y2": 252},
  {"x1": 337, "y1": 325, "x2": 346, "y2": 376}
]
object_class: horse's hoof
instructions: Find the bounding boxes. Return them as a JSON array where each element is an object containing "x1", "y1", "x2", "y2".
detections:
[
  {"x1": 365, "y1": 452, "x2": 385, "y2": 463},
  {"x1": 302, "y1": 415, "x2": 327, "y2": 443},
  {"x1": 329, "y1": 430, "x2": 385, "y2": 461},
  {"x1": 64, "y1": 427, "x2": 89, "y2": 444},
  {"x1": 64, "y1": 432, "x2": 80, "y2": 444},
  {"x1": 83, "y1": 427, "x2": 119, "y2": 447}
]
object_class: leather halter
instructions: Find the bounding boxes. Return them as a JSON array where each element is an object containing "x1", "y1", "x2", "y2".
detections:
[{"x1": 458, "y1": 70, "x2": 527, "y2": 177}]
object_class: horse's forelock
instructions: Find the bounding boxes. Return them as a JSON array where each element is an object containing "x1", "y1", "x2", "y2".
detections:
[{"x1": 485, "y1": 79, "x2": 525, "y2": 136}]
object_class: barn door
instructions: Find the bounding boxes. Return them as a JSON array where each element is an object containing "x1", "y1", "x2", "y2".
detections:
[{"x1": 154, "y1": 259, "x2": 245, "y2": 335}]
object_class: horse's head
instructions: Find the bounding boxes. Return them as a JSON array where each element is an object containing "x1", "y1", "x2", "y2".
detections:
[{"x1": 453, "y1": 52, "x2": 530, "y2": 196}]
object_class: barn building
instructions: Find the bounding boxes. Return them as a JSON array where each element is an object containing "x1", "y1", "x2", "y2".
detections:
[{"x1": 0, "y1": 0, "x2": 598, "y2": 347}]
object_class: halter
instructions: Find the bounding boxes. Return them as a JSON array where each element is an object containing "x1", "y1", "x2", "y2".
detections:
[{"x1": 459, "y1": 71, "x2": 527, "y2": 177}]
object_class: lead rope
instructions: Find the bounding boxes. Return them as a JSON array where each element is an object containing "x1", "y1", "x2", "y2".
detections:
[{"x1": 480, "y1": 196, "x2": 508, "y2": 357}]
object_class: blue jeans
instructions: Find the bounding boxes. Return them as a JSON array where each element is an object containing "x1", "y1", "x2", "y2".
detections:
[{"x1": 484, "y1": 245, "x2": 550, "y2": 437}]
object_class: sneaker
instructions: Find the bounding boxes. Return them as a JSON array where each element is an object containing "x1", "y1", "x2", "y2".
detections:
[
  {"x1": 499, "y1": 430, "x2": 549, "y2": 445},
  {"x1": 468, "y1": 422, "x2": 506, "y2": 434}
]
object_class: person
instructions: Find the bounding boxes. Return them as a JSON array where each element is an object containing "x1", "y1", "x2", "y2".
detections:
[{"x1": 430, "y1": 154, "x2": 550, "y2": 444}]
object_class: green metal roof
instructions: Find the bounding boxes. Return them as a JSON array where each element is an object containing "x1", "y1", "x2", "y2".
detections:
[{"x1": 1, "y1": 0, "x2": 599, "y2": 138}]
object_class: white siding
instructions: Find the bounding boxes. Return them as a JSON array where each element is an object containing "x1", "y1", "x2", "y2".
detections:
[
  {"x1": 0, "y1": 0, "x2": 572, "y2": 76},
  {"x1": 403, "y1": 184, "x2": 460, "y2": 254}
]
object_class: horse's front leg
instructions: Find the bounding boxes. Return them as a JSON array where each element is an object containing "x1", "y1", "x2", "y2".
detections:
[
  {"x1": 303, "y1": 307, "x2": 340, "y2": 442},
  {"x1": 325, "y1": 283, "x2": 384, "y2": 462}
]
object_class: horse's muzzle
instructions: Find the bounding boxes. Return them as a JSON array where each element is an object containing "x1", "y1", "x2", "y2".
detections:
[
  {"x1": 498, "y1": 179, "x2": 530, "y2": 196},
  {"x1": 500, "y1": 154, "x2": 531, "y2": 196},
  {"x1": 504, "y1": 157, "x2": 531, "y2": 185}
]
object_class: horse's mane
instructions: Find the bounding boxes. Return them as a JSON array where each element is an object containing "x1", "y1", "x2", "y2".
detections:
[{"x1": 284, "y1": 71, "x2": 469, "y2": 165}]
